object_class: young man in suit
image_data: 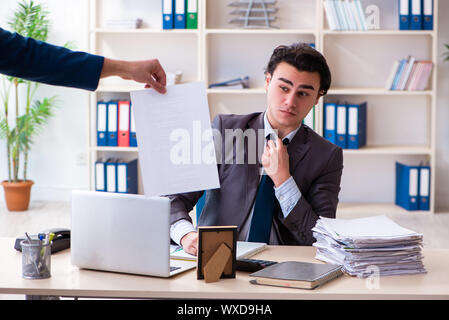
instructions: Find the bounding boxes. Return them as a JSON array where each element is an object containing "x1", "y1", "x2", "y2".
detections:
[
  {"x1": 169, "y1": 43, "x2": 343, "y2": 255},
  {"x1": 0, "y1": 27, "x2": 166, "y2": 93}
]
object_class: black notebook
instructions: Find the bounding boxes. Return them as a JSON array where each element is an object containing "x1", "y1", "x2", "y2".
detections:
[{"x1": 249, "y1": 261, "x2": 343, "y2": 290}]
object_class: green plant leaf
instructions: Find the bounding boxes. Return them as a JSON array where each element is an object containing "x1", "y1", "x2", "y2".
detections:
[{"x1": 8, "y1": 0, "x2": 50, "y2": 42}]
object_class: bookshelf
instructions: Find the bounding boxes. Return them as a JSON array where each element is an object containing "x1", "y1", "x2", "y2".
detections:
[{"x1": 87, "y1": 0, "x2": 438, "y2": 213}]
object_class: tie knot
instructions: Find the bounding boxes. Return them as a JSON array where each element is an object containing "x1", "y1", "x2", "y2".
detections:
[{"x1": 266, "y1": 134, "x2": 290, "y2": 146}]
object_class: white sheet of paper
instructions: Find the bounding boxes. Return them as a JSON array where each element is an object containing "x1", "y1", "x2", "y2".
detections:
[
  {"x1": 319, "y1": 215, "x2": 420, "y2": 239},
  {"x1": 130, "y1": 82, "x2": 220, "y2": 196}
]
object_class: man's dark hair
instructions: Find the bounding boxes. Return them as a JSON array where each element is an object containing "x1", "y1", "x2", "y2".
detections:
[{"x1": 265, "y1": 43, "x2": 331, "y2": 96}]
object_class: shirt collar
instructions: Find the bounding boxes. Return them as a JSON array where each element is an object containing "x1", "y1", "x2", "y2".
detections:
[{"x1": 263, "y1": 111, "x2": 301, "y2": 143}]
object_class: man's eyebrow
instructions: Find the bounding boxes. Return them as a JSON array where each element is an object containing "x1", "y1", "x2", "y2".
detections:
[{"x1": 278, "y1": 77, "x2": 315, "y2": 91}]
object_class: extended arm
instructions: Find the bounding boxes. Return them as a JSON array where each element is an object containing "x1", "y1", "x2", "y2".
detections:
[{"x1": 0, "y1": 28, "x2": 166, "y2": 93}]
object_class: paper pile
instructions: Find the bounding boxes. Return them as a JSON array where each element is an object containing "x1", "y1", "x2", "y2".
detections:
[{"x1": 312, "y1": 215, "x2": 426, "y2": 277}]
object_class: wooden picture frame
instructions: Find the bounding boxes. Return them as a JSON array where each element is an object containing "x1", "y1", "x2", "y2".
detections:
[{"x1": 197, "y1": 226, "x2": 237, "y2": 283}]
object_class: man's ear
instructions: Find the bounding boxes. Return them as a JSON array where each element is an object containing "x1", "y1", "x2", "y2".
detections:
[
  {"x1": 264, "y1": 72, "x2": 272, "y2": 91},
  {"x1": 315, "y1": 90, "x2": 324, "y2": 105}
]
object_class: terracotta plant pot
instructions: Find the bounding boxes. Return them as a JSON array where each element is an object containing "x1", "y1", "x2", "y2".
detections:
[{"x1": 1, "y1": 180, "x2": 34, "y2": 211}]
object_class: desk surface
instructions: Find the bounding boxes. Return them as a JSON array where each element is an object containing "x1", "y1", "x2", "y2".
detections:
[{"x1": 1, "y1": 238, "x2": 448, "y2": 299}]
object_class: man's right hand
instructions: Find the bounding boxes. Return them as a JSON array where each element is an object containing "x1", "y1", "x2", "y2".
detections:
[{"x1": 180, "y1": 231, "x2": 198, "y2": 256}]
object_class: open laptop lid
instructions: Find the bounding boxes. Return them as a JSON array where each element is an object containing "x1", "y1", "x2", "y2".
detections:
[{"x1": 71, "y1": 190, "x2": 172, "y2": 277}]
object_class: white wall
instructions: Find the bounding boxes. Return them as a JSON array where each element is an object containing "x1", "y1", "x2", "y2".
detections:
[
  {"x1": 436, "y1": 0, "x2": 449, "y2": 211},
  {"x1": 0, "y1": 0, "x2": 448, "y2": 210},
  {"x1": 0, "y1": 0, "x2": 90, "y2": 202}
]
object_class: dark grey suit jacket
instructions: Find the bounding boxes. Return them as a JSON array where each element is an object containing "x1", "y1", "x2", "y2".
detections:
[{"x1": 168, "y1": 112, "x2": 343, "y2": 245}]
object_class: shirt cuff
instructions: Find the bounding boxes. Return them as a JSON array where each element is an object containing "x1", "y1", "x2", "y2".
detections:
[
  {"x1": 274, "y1": 176, "x2": 301, "y2": 218},
  {"x1": 170, "y1": 219, "x2": 196, "y2": 246}
]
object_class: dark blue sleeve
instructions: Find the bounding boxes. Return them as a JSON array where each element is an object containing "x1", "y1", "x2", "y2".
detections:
[{"x1": 0, "y1": 27, "x2": 104, "y2": 91}]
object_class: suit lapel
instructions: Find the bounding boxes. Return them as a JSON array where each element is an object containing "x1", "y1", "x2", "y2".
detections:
[{"x1": 288, "y1": 125, "x2": 311, "y2": 174}]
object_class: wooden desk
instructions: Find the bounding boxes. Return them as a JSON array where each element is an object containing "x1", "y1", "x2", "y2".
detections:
[{"x1": 1, "y1": 238, "x2": 448, "y2": 300}]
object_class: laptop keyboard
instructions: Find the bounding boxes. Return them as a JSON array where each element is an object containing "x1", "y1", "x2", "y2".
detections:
[{"x1": 170, "y1": 266, "x2": 181, "y2": 272}]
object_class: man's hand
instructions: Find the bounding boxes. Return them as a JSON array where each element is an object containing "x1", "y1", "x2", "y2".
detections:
[
  {"x1": 180, "y1": 231, "x2": 198, "y2": 256},
  {"x1": 261, "y1": 137, "x2": 291, "y2": 187},
  {"x1": 101, "y1": 58, "x2": 167, "y2": 94}
]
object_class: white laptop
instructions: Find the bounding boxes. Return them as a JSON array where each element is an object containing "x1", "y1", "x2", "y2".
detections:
[{"x1": 71, "y1": 190, "x2": 196, "y2": 277}]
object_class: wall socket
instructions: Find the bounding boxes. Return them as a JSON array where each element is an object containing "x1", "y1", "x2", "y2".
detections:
[{"x1": 76, "y1": 152, "x2": 87, "y2": 166}]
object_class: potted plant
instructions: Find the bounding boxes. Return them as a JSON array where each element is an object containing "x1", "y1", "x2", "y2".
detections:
[{"x1": 0, "y1": 1, "x2": 70, "y2": 211}]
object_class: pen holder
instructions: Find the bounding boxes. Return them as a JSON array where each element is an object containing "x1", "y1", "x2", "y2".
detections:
[{"x1": 20, "y1": 239, "x2": 51, "y2": 279}]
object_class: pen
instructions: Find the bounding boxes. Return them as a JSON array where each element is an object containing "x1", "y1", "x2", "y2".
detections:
[
  {"x1": 25, "y1": 232, "x2": 33, "y2": 244},
  {"x1": 24, "y1": 232, "x2": 40, "y2": 274}
]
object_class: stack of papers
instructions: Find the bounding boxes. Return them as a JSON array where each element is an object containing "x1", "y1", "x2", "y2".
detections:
[{"x1": 312, "y1": 215, "x2": 426, "y2": 277}]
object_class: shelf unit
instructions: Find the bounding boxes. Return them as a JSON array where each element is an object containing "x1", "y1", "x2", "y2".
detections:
[{"x1": 88, "y1": 0, "x2": 438, "y2": 213}]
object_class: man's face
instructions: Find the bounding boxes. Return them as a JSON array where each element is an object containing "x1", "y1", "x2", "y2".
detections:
[{"x1": 264, "y1": 62, "x2": 321, "y2": 136}]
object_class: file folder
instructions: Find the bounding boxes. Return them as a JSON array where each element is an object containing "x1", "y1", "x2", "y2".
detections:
[
  {"x1": 418, "y1": 165, "x2": 430, "y2": 210},
  {"x1": 410, "y1": 0, "x2": 422, "y2": 30},
  {"x1": 162, "y1": 0, "x2": 174, "y2": 29},
  {"x1": 129, "y1": 103, "x2": 138, "y2": 147},
  {"x1": 395, "y1": 162, "x2": 419, "y2": 211},
  {"x1": 186, "y1": 0, "x2": 198, "y2": 29},
  {"x1": 107, "y1": 101, "x2": 118, "y2": 147},
  {"x1": 106, "y1": 159, "x2": 118, "y2": 193},
  {"x1": 96, "y1": 101, "x2": 108, "y2": 147},
  {"x1": 116, "y1": 159, "x2": 138, "y2": 194},
  {"x1": 95, "y1": 160, "x2": 107, "y2": 192},
  {"x1": 323, "y1": 103, "x2": 337, "y2": 144},
  {"x1": 398, "y1": 0, "x2": 410, "y2": 30},
  {"x1": 118, "y1": 100, "x2": 130, "y2": 147},
  {"x1": 422, "y1": 0, "x2": 433, "y2": 30},
  {"x1": 174, "y1": 0, "x2": 186, "y2": 29},
  {"x1": 336, "y1": 103, "x2": 347, "y2": 149},
  {"x1": 347, "y1": 102, "x2": 367, "y2": 149}
]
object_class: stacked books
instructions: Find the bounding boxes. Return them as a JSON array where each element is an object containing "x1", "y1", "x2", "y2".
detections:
[
  {"x1": 324, "y1": 0, "x2": 367, "y2": 31},
  {"x1": 385, "y1": 55, "x2": 433, "y2": 91},
  {"x1": 312, "y1": 215, "x2": 426, "y2": 277}
]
